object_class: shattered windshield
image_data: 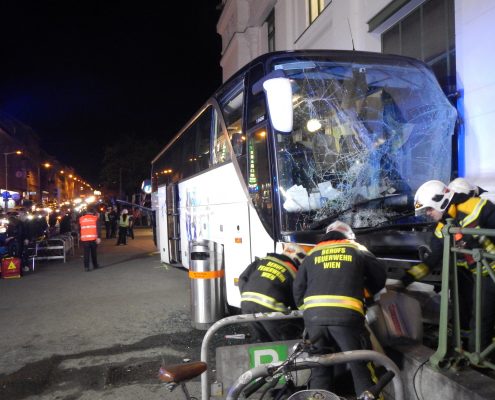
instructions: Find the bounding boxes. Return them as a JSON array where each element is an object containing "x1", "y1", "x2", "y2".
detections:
[{"x1": 273, "y1": 57, "x2": 457, "y2": 233}]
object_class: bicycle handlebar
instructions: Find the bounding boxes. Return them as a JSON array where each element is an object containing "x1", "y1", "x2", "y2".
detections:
[{"x1": 226, "y1": 350, "x2": 403, "y2": 400}]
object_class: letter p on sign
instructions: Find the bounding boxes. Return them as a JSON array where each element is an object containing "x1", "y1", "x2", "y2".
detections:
[{"x1": 249, "y1": 344, "x2": 288, "y2": 368}]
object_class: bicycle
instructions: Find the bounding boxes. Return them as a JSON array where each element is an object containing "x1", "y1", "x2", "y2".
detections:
[{"x1": 158, "y1": 340, "x2": 404, "y2": 400}]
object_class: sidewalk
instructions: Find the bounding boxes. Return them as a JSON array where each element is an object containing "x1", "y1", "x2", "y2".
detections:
[{"x1": 0, "y1": 228, "x2": 204, "y2": 400}]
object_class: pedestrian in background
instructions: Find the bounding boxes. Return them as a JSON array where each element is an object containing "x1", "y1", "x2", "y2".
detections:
[
  {"x1": 109, "y1": 207, "x2": 118, "y2": 238},
  {"x1": 293, "y1": 221, "x2": 386, "y2": 395},
  {"x1": 78, "y1": 206, "x2": 101, "y2": 272},
  {"x1": 127, "y1": 210, "x2": 135, "y2": 240},
  {"x1": 104, "y1": 207, "x2": 112, "y2": 239},
  {"x1": 116, "y1": 209, "x2": 130, "y2": 246},
  {"x1": 59, "y1": 211, "x2": 72, "y2": 235}
]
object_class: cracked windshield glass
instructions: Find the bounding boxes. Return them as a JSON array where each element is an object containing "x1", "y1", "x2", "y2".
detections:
[{"x1": 273, "y1": 57, "x2": 457, "y2": 233}]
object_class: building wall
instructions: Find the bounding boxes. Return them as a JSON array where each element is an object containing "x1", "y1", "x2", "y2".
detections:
[
  {"x1": 455, "y1": 0, "x2": 495, "y2": 191},
  {"x1": 217, "y1": 0, "x2": 495, "y2": 191}
]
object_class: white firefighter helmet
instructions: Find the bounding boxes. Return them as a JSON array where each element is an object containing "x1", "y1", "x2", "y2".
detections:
[
  {"x1": 414, "y1": 180, "x2": 454, "y2": 215},
  {"x1": 448, "y1": 177, "x2": 478, "y2": 196},
  {"x1": 325, "y1": 220, "x2": 356, "y2": 240},
  {"x1": 282, "y1": 243, "x2": 307, "y2": 267}
]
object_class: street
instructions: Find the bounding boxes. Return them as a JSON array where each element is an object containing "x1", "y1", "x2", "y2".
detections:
[{"x1": 0, "y1": 228, "x2": 206, "y2": 400}]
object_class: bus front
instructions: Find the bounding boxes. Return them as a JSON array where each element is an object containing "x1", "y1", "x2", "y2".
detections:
[{"x1": 262, "y1": 52, "x2": 457, "y2": 275}]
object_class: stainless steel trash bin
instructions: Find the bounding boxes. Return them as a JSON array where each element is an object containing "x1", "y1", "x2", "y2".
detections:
[{"x1": 189, "y1": 240, "x2": 225, "y2": 330}]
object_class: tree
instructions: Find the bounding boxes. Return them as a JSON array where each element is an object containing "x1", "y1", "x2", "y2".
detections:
[{"x1": 99, "y1": 133, "x2": 157, "y2": 199}]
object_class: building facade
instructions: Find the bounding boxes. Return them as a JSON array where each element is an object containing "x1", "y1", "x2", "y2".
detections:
[
  {"x1": 217, "y1": 0, "x2": 495, "y2": 191},
  {"x1": 0, "y1": 111, "x2": 79, "y2": 206}
]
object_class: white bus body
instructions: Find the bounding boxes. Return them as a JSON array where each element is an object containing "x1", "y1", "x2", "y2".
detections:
[{"x1": 151, "y1": 50, "x2": 457, "y2": 311}]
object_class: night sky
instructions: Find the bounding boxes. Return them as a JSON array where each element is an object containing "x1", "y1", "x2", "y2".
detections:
[{"x1": 0, "y1": 1, "x2": 223, "y2": 183}]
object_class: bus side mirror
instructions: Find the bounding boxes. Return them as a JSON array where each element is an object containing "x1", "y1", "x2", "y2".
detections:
[
  {"x1": 253, "y1": 71, "x2": 293, "y2": 134},
  {"x1": 263, "y1": 77, "x2": 293, "y2": 133}
]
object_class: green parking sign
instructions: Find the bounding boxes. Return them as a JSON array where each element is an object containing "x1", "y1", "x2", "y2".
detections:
[{"x1": 248, "y1": 344, "x2": 288, "y2": 368}]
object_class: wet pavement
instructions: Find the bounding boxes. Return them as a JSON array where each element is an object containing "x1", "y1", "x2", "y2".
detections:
[{"x1": 0, "y1": 228, "x2": 213, "y2": 400}]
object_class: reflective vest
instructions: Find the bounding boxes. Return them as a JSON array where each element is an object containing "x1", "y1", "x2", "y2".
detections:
[
  {"x1": 435, "y1": 198, "x2": 495, "y2": 275},
  {"x1": 119, "y1": 216, "x2": 129, "y2": 227},
  {"x1": 79, "y1": 214, "x2": 98, "y2": 241},
  {"x1": 239, "y1": 255, "x2": 298, "y2": 312}
]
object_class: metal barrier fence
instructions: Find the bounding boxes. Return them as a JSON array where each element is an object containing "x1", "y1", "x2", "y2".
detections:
[
  {"x1": 28, "y1": 233, "x2": 76, "y2": 265},
  {"x1": 430, "y1": 219, "x2": 495, "y2": 370},
  {"x1": 200, "y1": 311, "x2": 303, "y2": 400}
]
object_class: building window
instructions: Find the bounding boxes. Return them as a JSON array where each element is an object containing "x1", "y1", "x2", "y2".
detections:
[
  {"x1": 382, "y1": 0, "x2": 455, "y2": 95},
  {"x1": 309, "y1": 0, "x2": 325, "y2": 24},
  {"x1": 267, "y1": 10, "x2": 275, "y2": 52}
]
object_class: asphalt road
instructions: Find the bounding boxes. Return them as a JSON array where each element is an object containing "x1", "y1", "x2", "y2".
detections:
[{"x1": 0, "y1": 228, "x2": 207, "y2": 400}]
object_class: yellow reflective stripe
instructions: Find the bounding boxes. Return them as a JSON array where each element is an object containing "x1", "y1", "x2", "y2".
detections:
[
  {"x1": 461, "y1": 199, "x2": 487, "y2": 227},
  {"x1": 241, "y1": 292, "x2": 288, "y2": 313},
  {"x1": 469, "y1": 261, "x2": 495, "y2": 276},
  {"x1": 434, "y1": 222, "x2": 444, "y2": 239},
  {"x1": 456, "y1": 260, "x2": 470, "y2": 270},
  {"x1": 264, "y1": 256, "x2": 296, "y2": 279},
  {"x1": 308, "y1": 241, "x2": 359, "y2": 256},
  {"x1": 407, "y1": 263, "x2": 430, "y2": 280},
  {"x1": 302, "y1": 295, "x2": 364, "y2": 315}
]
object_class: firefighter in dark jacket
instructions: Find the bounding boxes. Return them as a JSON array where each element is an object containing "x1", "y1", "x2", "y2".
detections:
[
  {"x1": 400, "y1": 179, "x2": 495, "y2": 352},
  {"x1": 293, "y1": 221, "x2": 386, "y2": 395},
  {"x1": 239, "y1": 243, "x2": 307, "y2": 342}
]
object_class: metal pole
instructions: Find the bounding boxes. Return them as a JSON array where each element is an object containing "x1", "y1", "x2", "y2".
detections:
[
  {"x1": 38, "y1": 166, "x2": 41, "y2": 203},
  {"x1": 4, "y1": 153, "x2": 8, "y2": 190},
  {"x1": 119, "y1": 167, "x2": 122, "y2": 200},
  {"x1": 200, "y1": 311, "x2": 304, "y2": 400},
  {"x1": 430, "y1": 218, "x2": 454, "y2": 369}
]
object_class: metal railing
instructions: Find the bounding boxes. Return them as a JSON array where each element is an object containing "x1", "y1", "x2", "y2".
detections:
[
  {"x1": 199, "y1": 311, "x2": 404, "y2": 400},
  {"x1": 200, "y1": 311, "x2": 304, "y2": 400},
  {"x1": 430, "y1": 219, "x2": 495, "y2": 370},
  {"x1": 28, "y1": 233, "x2": 75, "y2": 264}
]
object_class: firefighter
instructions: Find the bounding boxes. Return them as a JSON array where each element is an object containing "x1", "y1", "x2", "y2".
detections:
[
  {"x1": 239, "y1": 243, "x2": 307, "y2": 342},
  {"x1": 447, "y1": 177, "x2": 486, "y2": 337},
  {"x1": 448, "y1": 177, "x2": 486, "y2": 198},
  {"x1": 293, "y1": 221, "x2": 386, "y2": 395},
  {"x1": 401, "y1": 179, "x2": 495, "y2": 352},
  {"x1": 78, "y1": 206, "x2": 102, "y2": 272}
]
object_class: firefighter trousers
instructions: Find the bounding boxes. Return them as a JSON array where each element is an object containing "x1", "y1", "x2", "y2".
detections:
[{"x1": 305, "y1": 324, "x2": 374, "y2": 396}]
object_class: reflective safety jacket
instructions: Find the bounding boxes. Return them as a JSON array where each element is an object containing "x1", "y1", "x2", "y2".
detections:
[
  {"x1": 79, "y1": 214, "x2": 99, "y2": 242},
  {"x1": 405, "y1": 197, "x2": 495, "y2": 282},
  {"x1": 119, "y1": 216, "x2": 129, "y2": 227},
  {"x1": 293, "y1": 239, "x2": 386, "y2": 327},
  {"x1": 239, "y1": 253, "x2": 298, "y2": 313}
]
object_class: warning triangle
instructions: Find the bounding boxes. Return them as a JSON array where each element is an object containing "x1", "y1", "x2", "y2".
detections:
[{"x1": 8, "y1": 261, "x2": 17, "y2": 270}]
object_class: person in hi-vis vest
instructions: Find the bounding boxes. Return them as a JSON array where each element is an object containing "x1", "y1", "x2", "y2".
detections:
[{"x1": 79, "y1": 206, "x2": 102, "y2": 272}]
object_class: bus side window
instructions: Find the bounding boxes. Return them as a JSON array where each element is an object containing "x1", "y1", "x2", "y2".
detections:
[
  {"x1": 248, "y1": 127, "x2": 273, "y2": 237},
  {"x1": 212, "y1": 108, "x2": 231, "y2": 165},
  {"x1": 222, "y1": 90, "x2": 246, "y2": 159},
  {"x1": 195, "y1": 108, "x2": 212, "y2": 171}
]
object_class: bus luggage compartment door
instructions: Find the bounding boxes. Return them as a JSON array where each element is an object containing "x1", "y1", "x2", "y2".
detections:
[
  {"x1": 166, "y1": 184, "x2": 181, "y2": 263},
  {"x1": 189, "y1": 240, "x2": 225, "y2": 330}
]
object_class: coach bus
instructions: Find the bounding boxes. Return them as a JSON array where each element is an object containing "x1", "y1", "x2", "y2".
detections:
[{"x1": 151, "y1": 50, "x2": 457, "y2": 310}]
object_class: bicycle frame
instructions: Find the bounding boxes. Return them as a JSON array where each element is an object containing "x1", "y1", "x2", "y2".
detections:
[{"x1": 226, "y1": 349, "x2": 403, "y2": 400}]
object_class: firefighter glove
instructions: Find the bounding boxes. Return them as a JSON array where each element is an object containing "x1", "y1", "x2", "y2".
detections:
[{"x1": 401, "y1": 262, "x2": 430, "y2": 286}]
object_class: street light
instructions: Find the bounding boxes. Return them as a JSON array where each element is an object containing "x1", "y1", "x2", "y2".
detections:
[
  {"x1": 38, "y1": 162, "x2": 52, "y2": 203},
  {"x1": 3, "y1": 150, "x2": 22, "y2": 191}
]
